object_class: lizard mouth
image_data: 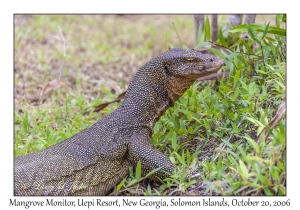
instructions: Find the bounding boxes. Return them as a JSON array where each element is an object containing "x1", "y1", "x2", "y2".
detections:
[
  {"x1": 192, "y1": 59, "x2": 224, "y2": 75},
  {"x1": 207, "y1": 59, "x2": 225, "y2": 70}
]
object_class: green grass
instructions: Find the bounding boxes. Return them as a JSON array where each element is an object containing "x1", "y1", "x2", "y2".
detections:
[{"x1": 14, "y1": 14, "x2": 285, "y2": 196}]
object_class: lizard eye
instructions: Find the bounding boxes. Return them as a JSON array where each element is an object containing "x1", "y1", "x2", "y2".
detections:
[{"x1": 186, "y1": 58, "x2": 194, "y2": 61}]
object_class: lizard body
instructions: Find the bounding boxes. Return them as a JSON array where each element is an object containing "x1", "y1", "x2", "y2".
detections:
[{"x1": 14, "y1": 48, "x2": 224, "y2": 195}]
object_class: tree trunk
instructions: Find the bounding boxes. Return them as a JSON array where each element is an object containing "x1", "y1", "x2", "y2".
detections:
[
  {"x1": 245, "y1": 14, "x2": 256, "y2": 23},
  {"x1": 211, "y1": 14, "x2": 218, "y2": 42}
]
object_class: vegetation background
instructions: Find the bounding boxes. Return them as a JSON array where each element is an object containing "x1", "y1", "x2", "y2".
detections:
[{"x1": 14, "y1": 14, "x2": 286, "y2": 196}]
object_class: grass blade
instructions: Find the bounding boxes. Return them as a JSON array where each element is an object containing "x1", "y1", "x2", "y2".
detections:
[
  {"x1": 230, "y1": 23, "x2": 286, "y2": 36},
  {"x1": 205, "y1": 16, "x2": 211, "y2": 41}
]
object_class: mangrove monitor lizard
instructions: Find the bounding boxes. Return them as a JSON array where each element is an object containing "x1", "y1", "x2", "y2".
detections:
[{"x1": 14, "y1": 48, "x2": 224, "y2": 195}]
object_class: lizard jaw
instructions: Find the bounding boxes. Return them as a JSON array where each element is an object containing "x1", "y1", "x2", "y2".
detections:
[{"x1": 193, "y1": 59, "x2": 224, "y2": 75}]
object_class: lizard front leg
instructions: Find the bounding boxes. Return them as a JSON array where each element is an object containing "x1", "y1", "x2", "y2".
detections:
[{"x1": 128, "y1": 133, "x2": 174, "y2": 182}]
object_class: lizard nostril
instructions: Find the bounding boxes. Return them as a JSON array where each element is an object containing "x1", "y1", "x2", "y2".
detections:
[{"x1": 209, "y1": 58, "x2": 213, "y2": 62}]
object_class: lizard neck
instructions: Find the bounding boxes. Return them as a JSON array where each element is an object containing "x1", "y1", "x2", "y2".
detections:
[
  {"x1": 120, "y1": 61, "x2": 171, "y2": 130},
  {"x1": 121, "y1": 84, "x2": 171, "y2": 131},
  {"x1": 165, "y1": 76, "x2": 195, "y2": 106}
]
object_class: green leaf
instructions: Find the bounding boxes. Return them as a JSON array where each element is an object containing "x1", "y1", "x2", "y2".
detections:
[
  {"x1": 194, "y1": 41, "x2": 211, "y2": 49},
  {"x1": 171, "y1": 132, "x2": 178, "y2": 150},
  {"x1": 243, "y1": 135, "x2": 259, "y2": 152},
  {"x1": 135, "y1": 160, "x2": 142, "y2": 180},
  {"x1": 22, "y1": 111, "x2": 30, "y2": 132},
  {"x1": 186, "y1": 148, "x2": 191, "y2": 163},
  {"x1": 146, "y1": 165, "x2": 164, "y2": 178},
  {"x1": 181, "y1": 149, "x2": 186, "y2": 164},
  {"x1": 249, "y1": 183, "x2": 263, "y2": 189},
  {"x1": 205, "y1": 16, "x2": 211, "y2": 41},
  {"x1": 278, "y1": 162, "x2": 285, "y2": 171},
  {"x1": 263, "y1": 46, "x2": 271, "y2": 60},
  {"x1": 246, "y1": 117, "x2": 265, "y2": 127},
  {"x1": 261, "y1": 22, "x2": 270, "y2": 40},
  {"x1": 238, "y1": 160, "x2": 248, "y2": 180},
  {"x1": 203, "y1": 119, "x2": 210, "y2": 130},
  {"x1": 230, "y1": 24, "x2": 286, "y2": 37},
  {"x1": 100, "y1": 87, "x2": 113, "y2": 96},
  {"x1": 264, "y1": 188, "x2": 273, "y2": 196},
  {"x1": 185, "y1": 111, "x2": 192, "y2": 121},
  {"x1": 169, "y1": 156, "x2": 175, "y2": 164},
  {"x1": 117, "y1": 179, "x2": 125, "y2": 191},
  {"x1": 146, "y1": 185, "x2": 152, "y2": 196},
  {"x1": 153, "y1": 188, "x2": 161, "y2": 196},
  {"x1": 246, "y1": 156, "x2": 264, "y2": 162},
  {"x1": 218, "y1": 27, "x2": 228, "y2": 48},
  {"x1": 240, "y1": 80, "x2": 248, "y2": 90},
  {"x1": 221, "y1": 138, "x2": 233, "y2": 149},
  {"x1": 233, "y1": 50, "x2": 238, "y2": 68},
  {"x1": 246, "y1": 24, "x2": 260, "y2": 42},
  {"x1": 231, "y1": 182, "x2": 241, "y2": 191},
  {"x1": 238, "y1": 146, "x2": 247, "y2": 158},
  {"x1": 209, "y1": 47, "x2": 227, "y2": 59},
  {"x1": 248, "y1": 82, "x2": 256, "y2": 95},
  {"x1": 271, "y1": 166, "x2": 279, "y2": 181},
  {"x1": 232, "y1": 122, "x2": 239, "y2": 133},
  {"x1": 274, "y1": 79, "x2": 286, "y2": 90},
  {"x1": 259, "y1": 132, "x2": 266, "y2": 154},
  {"x1": 234, "y1": 70, "x2": 241, "y2": 86},
  {"x1": 256, "y1": 174, "x2": 271, "y2": 186},
  {"x1": 126, "y1": 179, "x2": 138, "y2": 187},
  {"x1": 282, "y1": 14, "x2": 286, "y2": 23},
  {"x1": 174, "y1": 152, "x2": 187, "y2": 166}
]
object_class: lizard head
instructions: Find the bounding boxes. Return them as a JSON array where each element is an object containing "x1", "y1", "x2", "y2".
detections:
[
  {"x1": 162, "y1": 48, "x2": 224, "y2": 80},
  {"x1": 160, "y1": 48, "x2": 224, "y2": 105}
]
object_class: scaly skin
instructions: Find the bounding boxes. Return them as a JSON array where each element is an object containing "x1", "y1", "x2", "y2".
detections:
[{"x1": 14, "y1": 48, "x2": 224, "y2": 195}]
